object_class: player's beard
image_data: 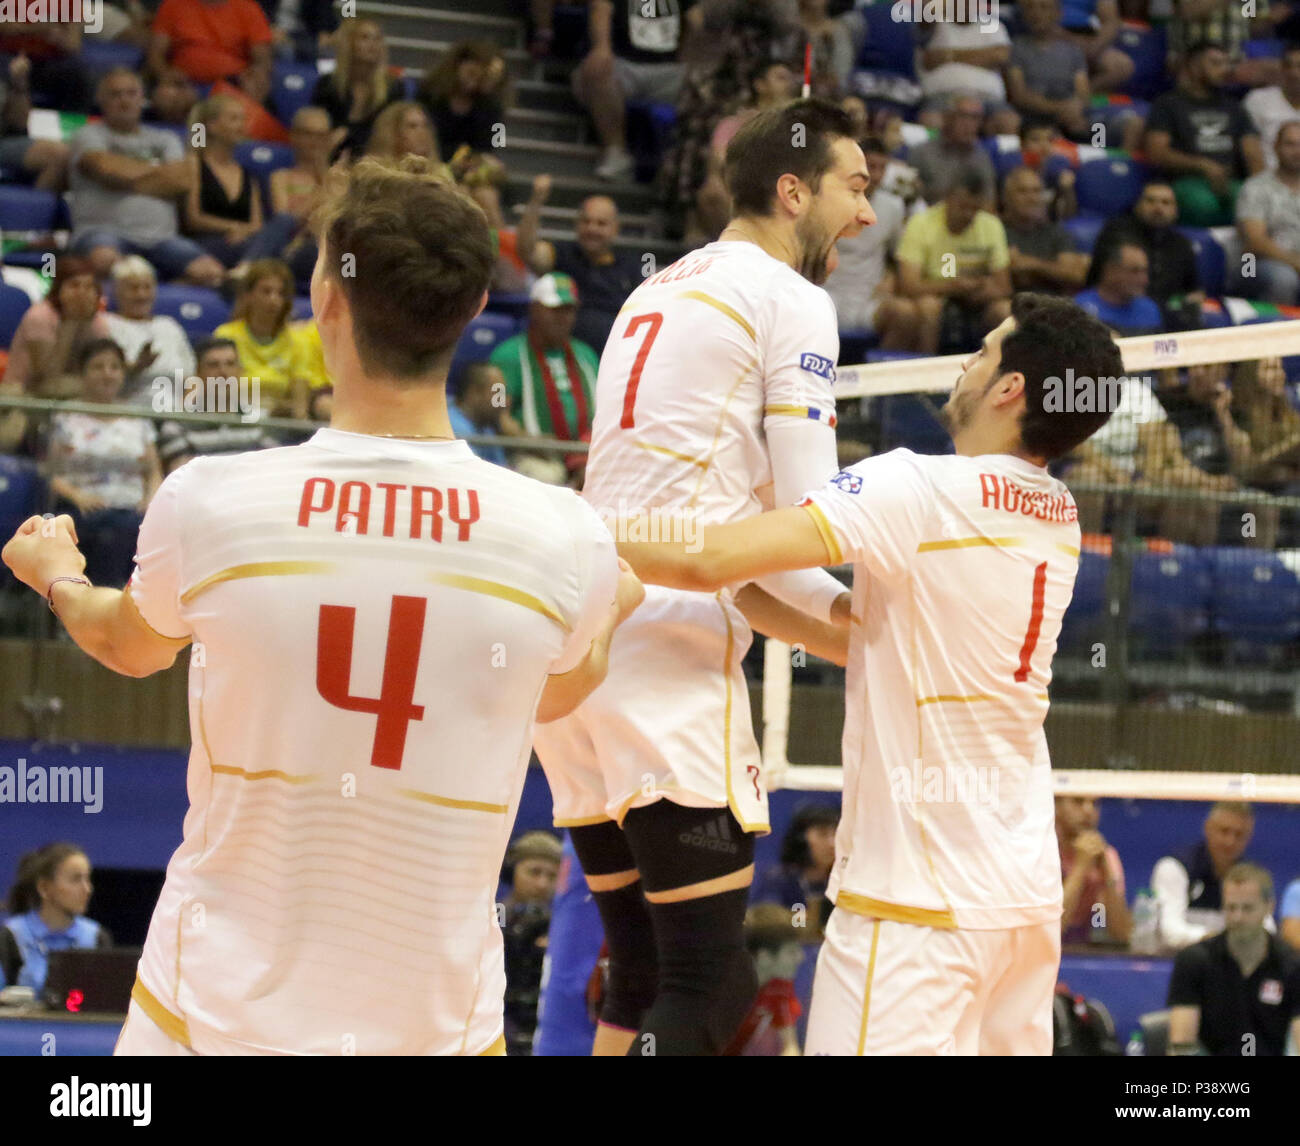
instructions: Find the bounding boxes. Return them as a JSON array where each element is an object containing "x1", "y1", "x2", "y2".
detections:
[
  {"x1": 939, "y1": 387, "x2": 977, "y2": 438},
  {"x1": 795, "y1": 214, "x2": 837, "y2": 285}
]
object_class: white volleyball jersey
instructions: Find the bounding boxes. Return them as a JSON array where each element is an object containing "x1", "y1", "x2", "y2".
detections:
[
  {"x1": 581, "y1": 238, "x2": 840, "y2": 525},
  {"x1": 802, "y1": 449, "x2": 1079, "y2": 931},
  {"x1": 127, "y1": 429, "x2": 618, "y2": 1055}
]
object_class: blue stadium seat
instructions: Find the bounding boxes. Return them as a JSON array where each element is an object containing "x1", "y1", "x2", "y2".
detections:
[
  {"x1": 271, "y1": 61, "x2": 319, "y2": 127},
  {"x1": 1209, "y1": 548, "x2": 1300, "y2": 659},
  {"x1": 1062, "y1": 214, "x2": 1106, "y2": 253},
  {"x1": 1178, "y1": 227, "x2": 1226, "y2": 296},
  {"x1": 449, "y1": 312, "x2": 519, "y2": 375},
  {"x1": 1076, "y1": 157, "x2": 1148, "y2": 216},
  {"x1": 0, "y1": 283, "x2": 32, "y2": 348},
  {"x1": 1243, "y1": 38, "x2": 1284, "y2": 59},
  {"x1": 1058, "y1": 546, "x2": 1109, "y2": 654},
  {"x1": 1199, "y1": 303, "x2": 1231, "y2": 328},
  {"x1": 0, "y1": 185, "x2": 60, "y2": 231},
  {"x1": 994, "y1": 150, "x2": 1027, "y2": 185},
  {"x1": 151, "y1": 284, "x2": 231, "y2": 341},
  {"x1": 0, "y1": 456, "x2": 42, "y2": 547},
  {"x1": 1129, "y1": 544, "x2": 1212, "y2": 657},
  {"x1": 487, "y1": 293, "x2": 531, "y2": 319},
  {"x1": 873, "y1": 371, "x2": 952, "y2": 455},
  {"x1": 857, "y1": 4, "x2": 917, "y2": 78},
  {"x1": 291, "y1": 296, "x2": 313, "y2": 322},
  {"x1": 1116, "y1": 22, "x2": 1168, "y2": 101},
  {"x1": 79, "y1": 39, "x2": 144, "y2": 77},
  {"x1": 235, "y1": 141, "x2": 295, "y2": 182}
]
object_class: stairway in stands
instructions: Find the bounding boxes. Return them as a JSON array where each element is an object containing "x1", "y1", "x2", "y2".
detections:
[{"x1": 355, "y1": 1, "x2": 680, "y2": 263}]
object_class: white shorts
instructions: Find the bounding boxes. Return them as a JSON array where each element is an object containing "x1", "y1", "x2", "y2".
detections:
[
  {"x1": 805, "y1": 910, "x2": 1060, "y2": 1056},
  {"x1": 534, "y1": 586, "x2": 769, "y2": 833}
]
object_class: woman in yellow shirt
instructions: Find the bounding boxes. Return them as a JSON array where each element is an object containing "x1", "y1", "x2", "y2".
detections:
[{"x1": 215, "y1": 259, "x2": 328, "y2": 419}]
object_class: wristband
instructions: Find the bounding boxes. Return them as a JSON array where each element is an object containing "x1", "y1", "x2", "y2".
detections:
[{"x1": 47, "y1": 575, "x2": 92, "y2": 617}]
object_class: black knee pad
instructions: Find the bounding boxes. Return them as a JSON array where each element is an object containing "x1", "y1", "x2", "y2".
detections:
[{"x1": 591, "y1": 882, "x2": 659, "y2": 1032}]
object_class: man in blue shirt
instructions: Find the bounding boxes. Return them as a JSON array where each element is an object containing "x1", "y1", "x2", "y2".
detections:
[
  {"x1": 1075, "y1": 242, "x2": 1164, "y2": 336},
  {"x1": 448, "y1": 360, "x2": 511, "y2": 467}
]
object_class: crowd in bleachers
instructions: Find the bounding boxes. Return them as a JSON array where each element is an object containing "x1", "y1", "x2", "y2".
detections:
[{"x1": 1, "y1": 0, "x2": 1300, "y2": 619}]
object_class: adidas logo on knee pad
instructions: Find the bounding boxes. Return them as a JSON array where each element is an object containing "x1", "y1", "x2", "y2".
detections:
[{"x1": 679, "y1": 815, "x2": 738, "y2": 853}]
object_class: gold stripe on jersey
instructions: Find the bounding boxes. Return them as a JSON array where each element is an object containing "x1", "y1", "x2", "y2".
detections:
[
  {"x1": 916, "y1": 694, "x2": 996, "y2": 706},
  {"x1": 836, "y1": 890, "x2": 958, "y2": 930},
  {"x1": 802, "y1": 502, "x2": 844, "y2": 565},
  {"x1": 180, "y1": 560, "x2": 336, "y2": 605},
  {"x1": 916, "y1": 536, "x2": 1025, "y2": 553},
  {"x1": 397, "y1": 787, "x2": 508, "y2": 815},
  {"x1": 1057, "y1": 543, "x2": 1081, "y2": 558},
  {"x1": 856, "y1": 920, "x2": 881, "y2": 1056},
  {"x1": 719, "y1": 595, "x2": 768, "y2": 834},
  {"x1": 633, "y1": 439, "x2": 709, "y2": 469},
  {"x1": 131, "y1": 978, "x2": 193, "y2": 1048},
  {"x1": 211, "y1": 764, "x2": 320, "y2": 784},
  {"x1": 553, "y1": 813, "x2": 615, "y2": 827},
  {"x1": 675, "y1": 290, "x2": 757, "y2": 342},
  {"x1": 478, "y1": 1033, "x2": 507, "y2": 1056},
  {"x1": 427, "y1": 571, "x2": 569, "y2": 632}
]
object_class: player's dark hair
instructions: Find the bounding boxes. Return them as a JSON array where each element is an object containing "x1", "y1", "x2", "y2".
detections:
[
  {"x1": 724, "y1": 98, "x2": 856, "y2": 218},
  {"x1": 76, "y1": 337, "x2": 127, "y2": 373},
  {"x1": 314, "y1": 155, "x2": 494, "y2": 382},
  {"x1": 999, "y1": 293, "x2": 1125, "y2": 461},
  {"x1": 779, "y1": 803, "x2": 840, "y2": 869},
  {"x1": 6, "y1": 842, "x2": 87, "y2": 915}
]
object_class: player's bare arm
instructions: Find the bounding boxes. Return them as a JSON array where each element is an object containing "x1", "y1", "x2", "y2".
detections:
[
  {"x1": 1166, "y1": 1005, "x2": 1201, "y2": 1054},
  {"x1": 2, "y1": 514, "x2": 190, "y2": 678},
  {"x1": 617, "y1": 504, "x2": 838, "y2": 595},
  {"x1": 732, "y1": 583, "x2": 850, "y2": 667},
  {"x1": 536, "y1": 559, "x2": 645, "y2": 723}
]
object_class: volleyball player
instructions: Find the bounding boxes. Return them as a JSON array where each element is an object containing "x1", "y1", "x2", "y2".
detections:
[{"x1": 618, "y1": 294, "x2": 1125, "y2": 1055}]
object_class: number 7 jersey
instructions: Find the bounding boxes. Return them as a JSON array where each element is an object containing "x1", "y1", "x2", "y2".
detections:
[{"x1": 125, "y1": 430, "x2": 618, "y2": 1055}]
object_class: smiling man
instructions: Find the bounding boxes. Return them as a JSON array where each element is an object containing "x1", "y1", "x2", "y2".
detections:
[{"x1": 618, "y1": 292, "x2": 1126, "y2": 1055}]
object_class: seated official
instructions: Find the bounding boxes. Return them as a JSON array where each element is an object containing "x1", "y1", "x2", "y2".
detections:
[
  {"x1": 1, "y1": 843, "x2": 111, "y2": 993},
  {"x1": 1167, "y1": 863, "x2": 1300, "y2": 1056}
]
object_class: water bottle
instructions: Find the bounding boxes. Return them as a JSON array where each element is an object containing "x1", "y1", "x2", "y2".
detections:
[
  {"x1": 1132, "y1": 889, "x2": 1159, "y2": 955},
  {"x1": 1125, "y1": 1030, "x2": 1146, "y2": 1056}
]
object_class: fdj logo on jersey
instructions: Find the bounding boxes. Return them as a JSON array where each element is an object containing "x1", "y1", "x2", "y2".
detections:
[
  {"x1": 799, "y1": 353, "x2": 836, "y2": 381},
  {"x1": 831, "y1": 471, "x2": 863, "y2": 495}
]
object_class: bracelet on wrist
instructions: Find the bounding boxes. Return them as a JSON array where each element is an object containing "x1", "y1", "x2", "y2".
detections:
[{"x1": 46, "y1": 575, "x2": 92, "y2": 617}]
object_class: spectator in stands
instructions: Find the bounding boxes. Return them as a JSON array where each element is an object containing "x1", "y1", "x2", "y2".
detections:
[
  {"x1": 489, "y1": 273, "x2": 599, "y2": 486},
  {"x1": 907, "y1": 94, "x2": 997, "y2": 206},
  {"x1": 916, "y1": 12, "x2": 1017, "y2": 135},
  {"x1": 751, "y1": 803, "x2": 838, "y2": 935},
  {"x1": 1056, "y1": 795, "x2": 1132, "y2": 945},
  {"x1": 1167, "y1": 863, "x2": 1300, "y2": 1056},
  {"x1": 0, "y1": 18, "x2": 92, "y2": 113},
  {"x1": 1059, "y1": 0, "x2": 1133, "y2": 94},
  {"x1": 500, "y1": 830, "x2": 562, "y2": 1056},
  {"x1": 1017, "y1": 117, "x2": 1079, "y2": 221},
  {"x1": 144, "y1": 66, "x2": 199, "y2": 132},
  {"x1": 1007, "y1": 0, "x2": 1091, "y2": 141},
  {"x1": 46, "y1": 339, "x2": 161, "y2": 587},
  {"x1": 1075, "y1": 242, "x2": 1164, "y2": 335},
  {"x1": 106, "y1": 255, "x2": 197, "y2": 407},
  {"x1": 0, "y1": 55, "x2": 70, "y2": 191},
  {"x1": 364, "y1": 101, "x2": 446, "y2": 169},
  {"x1": 270, "y1": 106, "x2": 332, "y2": 288},
  {"x1": 529, "y1": 0, "x2": 557, "y2": 59},
  {"x1": 533, "y1": 195, "x2": 644, "y2": 353},
  {"x1": 215, "y1": 257, "x2": 324, "y2": 418},
  {"x1": 68, "y1": 69, "x2": 226, "y2": 289},
  {"x1": 1166, "y1": 0, "x2": 1286, "y2": 89},
  {"x1": 148, "y1": 0, "x2": 273, "y2": 88},
  {"x1": 1282, "y1": 877, "x2": 1300, "y2": 952},
  {"x1": 311, "y1": 18, "x2": 402, "y2": 162},
  {"x1": 181, "y1": 93, "x2": 297, "y2": 270},
  {"x1": 1232, "y1": 357, "x2": 1300, "y2": 517},
  {"x1": 823, "y1": 135, "x2": 921, "y2": 349},
  {"x1": 1002, "y1": 166, "x2": 1090, "y2": 295},
  {"x1": 1153, "y1": 802, "x2": 1262, "y2": 950},
  {"x1": 798, "y1": 0, "x2": 853, "y2": 98},
  {"x1": 575, "y1": 0, "x2": 702, "y2": 181},
  {"x1": 0, "y1": 844, "x2": 110, "y2": 994},
  {"x1": 260, "y1": 0, "x2": 339, "y2": 63},
  {"x1": 1235, "y1": 121, "x2": 1300, "y2": 306},
  {"x1": 463, "y1": 170, "x2": 549, "y2": 295},
  {"x1": 449, "y1": 361, "x2": 514, "y2": 468},
  {"x1": 897, "y1": 170, "x2": 1013, "y2": 355},
  {"x1": 5, "y1": 256, "x2": 113, "y2": 401},
  {"x1": 1144, "y1": 40, "x2": 1265, "y2": 228},
  {"x1": 417, "y1": 40, "x2": 509, "y2": 164},
  {"x1": 156, "y1": 336, "x2": 279, "y2": 473},
  {"x1": 1088, "y1": 181, "x2": 1205, "y2": 331},
  {"x1": 1244, "y1": 43, "x2": 1300, "y2": 171}
]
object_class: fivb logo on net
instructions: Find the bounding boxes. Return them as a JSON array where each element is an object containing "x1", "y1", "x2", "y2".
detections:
[
  {"x1": 0, "y1": 1, "x2": 105, "y2": 35},
  {"x1": 891, "y1": 0, "x2": 1002, "y2": 31}
]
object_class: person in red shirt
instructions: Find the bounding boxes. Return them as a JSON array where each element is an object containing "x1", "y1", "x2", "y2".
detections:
[
  {"x1": 147, "y1": 0, "x2": 273, "y2": 87},
  {"x1": 1056, "y1": 795, "x2": 1132, "y2": 946}
]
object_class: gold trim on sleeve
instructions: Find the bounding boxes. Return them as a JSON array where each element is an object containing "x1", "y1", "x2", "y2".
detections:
[{"x1": 801, "y1": 501, "x2": 845, "y2": 566}]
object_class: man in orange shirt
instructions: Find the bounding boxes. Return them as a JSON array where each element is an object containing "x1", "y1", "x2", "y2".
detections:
[{"x1": 147, "y1": 0, "x2": 273, "y2": 87}]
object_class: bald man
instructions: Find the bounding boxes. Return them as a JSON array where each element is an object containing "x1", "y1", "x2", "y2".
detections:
[{"x1": 533, "y1": 196, "x2": 643, "y2": 352}]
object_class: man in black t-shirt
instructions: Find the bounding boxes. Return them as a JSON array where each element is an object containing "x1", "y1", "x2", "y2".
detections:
[
  {"x1": 575, "y1": 0, "x2": 700, "y2": 181},
  {"x1": 1143, "y1": 40, "x2": 1264, "y2": 227},
  {"x1": 1167, "y1": 863, "x2": 1300, "y2": 1056}
]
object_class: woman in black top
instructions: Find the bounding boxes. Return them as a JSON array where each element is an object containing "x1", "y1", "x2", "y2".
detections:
[
  {"x1": 416, "y1": 39, "x2": 509, "y2": 163},
  {"x1": 312, "y1": 17, "x2": 403, "y2": 161},
  {"x1": 182, "y1": 94, "x2": 297, "y2": 270}
]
